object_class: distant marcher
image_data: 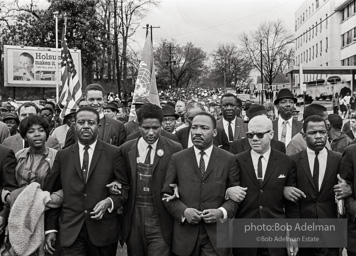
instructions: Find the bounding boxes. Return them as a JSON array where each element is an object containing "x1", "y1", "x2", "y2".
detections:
[
  {"x1": 162, "y1": 105, "x2": 179, "y2": 134},
  {"x1": 328, "y1": 114, "x2": 352, "y2": 153},
  {"x1": 346, "y1": 113, "x2": 356, "y2": 140},
  {"x1": 332, "y1": 93, "x2": 340, "y2": 114},
  {"x1": 2, "y1": 113, "x2": 19, "y2": 136}
]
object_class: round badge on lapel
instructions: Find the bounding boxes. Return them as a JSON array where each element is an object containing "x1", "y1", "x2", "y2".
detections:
[{"x1": 157, "y1": 149, "x2": 164, "y2": 157}]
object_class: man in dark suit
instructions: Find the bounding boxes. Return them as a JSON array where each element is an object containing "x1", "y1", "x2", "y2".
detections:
[
  {"x1": 229, "y1": 115, "x2": 298, "y2": 256},
  {"x1": 216, "y1": 93, "x2": 247, "y2": 142},
  {"x1": 289, "y1": 115, "x2": 350, "y2": 256},
  {"x1": 43, "y1": 107, "x2": 129, "y2": 256},
  {"x1": 337, "y1": 143, "x2": 356, "y2": 255},
  {"x1": 0, "y1": 145, "x2": 17, "y2": 246},
  {"x1": 176, "y1": 102, "x2": 230, "y2": 150},
  {"x1": 229, "y1": 105, "x2": 285, "y2": 155},
  {"x1": 273, "y1": 88, "x2": 302, "y2": 146},
  {"x1": 63, "y1": 84, "x2": 126, "y2": 148},
  {"x1": 162, "y1": 112, "x2": 239, "y2": 256},
  {"x1": 2, "y1": 102, "x2": 60, "y2": 152},
  {"x1": 116, "y1": 103, "x2": 182, "y2": 255}
]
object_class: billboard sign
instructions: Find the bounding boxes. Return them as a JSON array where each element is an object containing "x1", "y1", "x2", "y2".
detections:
[{"x1": 3, "y1": 45, "x2": 81, "y2": 88}]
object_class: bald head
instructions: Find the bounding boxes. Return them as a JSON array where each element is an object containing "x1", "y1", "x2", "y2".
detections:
[
  {"x1": 247, "y1": 115, "x2": 273, "y2": 154},
  {"x1": 248, "y1": 115, "x2": 273, "y2": 132}
]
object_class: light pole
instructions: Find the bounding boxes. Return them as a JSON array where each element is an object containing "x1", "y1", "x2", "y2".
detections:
[{"x1": 260, "y1": 40, "x2": 264, "y2": 104}]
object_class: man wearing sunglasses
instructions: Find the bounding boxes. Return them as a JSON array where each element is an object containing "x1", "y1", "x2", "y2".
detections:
[{"x1": 231, "y1": 115, "x2": 298, "y2": 256}]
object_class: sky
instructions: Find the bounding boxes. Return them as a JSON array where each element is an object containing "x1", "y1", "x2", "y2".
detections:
[{"x1": 132, "y1": 0, "x2": 305, "y2": 53}]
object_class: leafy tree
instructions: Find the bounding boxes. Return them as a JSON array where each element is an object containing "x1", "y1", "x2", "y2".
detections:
[{"x1": 240, "y1": 19, "x2": 294, "y2": 85}]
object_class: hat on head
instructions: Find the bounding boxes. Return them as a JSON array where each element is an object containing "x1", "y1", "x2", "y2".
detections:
[
  {"x1": 274, "y1": 88, "x2": 297, "y2": 105},
  {"x1": 64, "y1": 108, "x2": 77, "y2": 118},
  {"x1": 104, "y1": 101, "x2": 119, "y2": 112},
  {"x1": 162, "y1": 105, "x2": 179, "y2": 119},
  {"x1": 2, "y1": 113, "x2": 19, "y2": 124},
  {"x1": 246, "y1": 104, "x2": 267, "y2": 120},
  {"x1": 133, "y1": 97, "x2": 150, "y2": 105}
]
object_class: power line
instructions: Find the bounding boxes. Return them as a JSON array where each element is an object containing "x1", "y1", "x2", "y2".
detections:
[{"x1": 159, "y1": 0, "x2": 295, "y2": 40}]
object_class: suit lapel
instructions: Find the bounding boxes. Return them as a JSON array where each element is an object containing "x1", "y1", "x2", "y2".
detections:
[
  {"x1": 203, "y1": 146, "x2": 219, "y2": 180},
  {"x1": 151, "y1": 137, "x2": 165, "y2": 173},
  {"x1": 128, "y1": 140, "x2": 138, "y2": 197},
  {"x1": 182, "y1": 128, "x2": 189, "y2": 149},
  {"x1": 320, "y1": 150, "x2": 334, "y2": 192},
  {"x1": 300, "y1": 150, "x2": 317, "y2": 191},
  {"x1": 100, "y1": 116, "x2": 111, "y2": 143},
  {"x1": 273, "y1": 120, "x2": 278, "y2": 140},
  {"x1": 244, "y1": 151, "x2": 260, "y2": 187},
  {"x1": 72, "y1": 143, "x2": 83, "y2": 181},
  {"x1": 87, "y1": 140, "x2": 103, "y2": 182},
  {"x1": 261, "y1": 150, "x2": 278, "y2": 187},
  {"x1": 186, "y1": 147, "x2": 200, "y2": 179}
]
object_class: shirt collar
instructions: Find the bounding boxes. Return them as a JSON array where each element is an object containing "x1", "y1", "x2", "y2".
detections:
[
  {"x1": 99, "y1": 112, "x2": 104, "y2": 119},
  {"x1": 251, "y1": 147, "x2": 271, "y2": 160},
  {"x1": 78, "y1": 139, "x2": 98, "y2": 151},
  {"x1": 138, "y1": 137, "x2": 159, "y2": 152},
  {"x1": 17, "y1": 147, "x2": 50, "y2": 160},
  {"x1": 223, "y1": 117, "x2": 236, "y2": 126},
  {"x1": 278, "y1": 116, "x2": 293, "y2": 126},
  {"x1": 193, "y1": 144, "x2": 213, "y2": 159},
  {"x1": 306, "y1": 146, "x2": 327, "y2": 156}
]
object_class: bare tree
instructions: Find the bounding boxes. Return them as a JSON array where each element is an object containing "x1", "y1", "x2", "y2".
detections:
[
  {"x1": 211, "y1": 43, "x2": 254, "y2": 88},
  {"x1": 240, "y1": 20, "x2": 294, "y2": 85}
]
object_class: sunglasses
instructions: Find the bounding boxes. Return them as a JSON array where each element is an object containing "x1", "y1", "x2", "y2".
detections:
[{"x1": 246, "y1": 130, "x2": 271, "y2": 139}]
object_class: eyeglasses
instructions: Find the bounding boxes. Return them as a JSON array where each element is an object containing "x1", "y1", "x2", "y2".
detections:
[
  {"x1": 163, "y1": 118, "x2": 176, "y2": 123},
  {"x1": 246, "y1": 130, "x2": 271, "y2": 139}
]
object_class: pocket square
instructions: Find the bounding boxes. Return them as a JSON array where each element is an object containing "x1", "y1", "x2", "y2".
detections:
[{"x1": 278, "y1": 174, "x2": 286, "y2": 178}]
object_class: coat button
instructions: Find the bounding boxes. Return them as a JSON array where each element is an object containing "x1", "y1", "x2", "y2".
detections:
[
  {"x1": 84, "y1": 210, "x2": 88, "y2": 213},
  {"x1": 259, "y1": 206, "x2": 263, "y2": 209},
  {"x1": 260, "y1": 189, "x2": 263, "y2": 193},
  {"x1": 84, "y1": 194, "x2": 87, "y2": 197}
]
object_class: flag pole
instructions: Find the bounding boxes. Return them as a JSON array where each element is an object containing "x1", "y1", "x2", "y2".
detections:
[{"x1": 54, "y1": 11, "x2": 59, "y2": 103}]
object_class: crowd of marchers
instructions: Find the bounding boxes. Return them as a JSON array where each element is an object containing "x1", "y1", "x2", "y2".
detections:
[{"x1": 0, "y1": 84, "x2": 356, "y2": 256}]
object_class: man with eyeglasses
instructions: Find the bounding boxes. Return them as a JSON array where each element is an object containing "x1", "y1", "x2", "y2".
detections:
[
  {"x1": 162, "y1": 105, "x2": 179, "y2": 134},
  {"x1": 230, "y1": 115, "x2": 299, "y2": 256},
  {"x1": 63, "y1": 84, "x2": 126, "y2": 148},
  {"x1": 217, "y1": 93, "x2": 247, "y2": 142},
  {"x1": 273, "y1": 89, "x2": 302, "y2": 146}
]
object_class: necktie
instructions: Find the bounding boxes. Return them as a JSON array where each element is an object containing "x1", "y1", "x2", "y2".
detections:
[
  {"x1": 313, "y1": 151, "x2": 319, "y2": 191},
  {"x1": 257, "y1": 155, "x2": 263, "y2": 184},
  {"x1": 144, "y1": 145, "x2": 152, "y2": 164},
  {"x1": 281, "y1": 120, "x2": 288, "y2": 144},
  {"x1": 199, "y1": 151, "x2": 205, "y2": 177},
  {"x1": 228, "y1": 121, "x2": 234, "y2": 142},
  {"x1": 82, "y1": 145, "x2": 90, "y2": 182}
]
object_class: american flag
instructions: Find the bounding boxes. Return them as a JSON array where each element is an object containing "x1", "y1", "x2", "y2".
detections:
[{"x1": 59, "y1": 33, "x2": 82, "y2": 118}]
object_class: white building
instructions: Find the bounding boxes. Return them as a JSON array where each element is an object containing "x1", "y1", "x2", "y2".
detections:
[{"x1": 294, "y1": 0, "x2": 356, "y2": 97}]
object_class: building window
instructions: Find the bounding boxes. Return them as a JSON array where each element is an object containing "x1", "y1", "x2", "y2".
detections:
[
  {"x1": 312, "y1": 3, "x2": 314, "y2": 12},
  {"x1": 303, "y1": 13, "x2": 305, "y2": 21},
  {"x1": 320, "y1": 40, "x2": 322, "y2": 55},
  {"x1": 320, "y1": 18, "x2": 322, "y2": 32},
  {"x1": 316, "y1": 0, "x2": 319, "y2": 9},
  {"x1": 326, "y1": 14, "x2": 328, "y2": 29},
  {"x1": 316, "y1": 43, "x2": 318, "y2": 57},
  {"x1": 326, "y1": 37, "x2": 328, "y2": 52},
  {"x1": 309, "y1": 48, "x2": 311, "y2": 61},
  {"x1": 312, "y1": 46, "x2": 314, "y2": 59},
  {"x1": 326, "y1": 62, "x2": 328, "y2": 66},
  {"x1": 312, "y1": 25, "x2": 314, "y2": 38},
  {"x1": 342, "y1": 34, "x2": 346, "y2": 47},
  {"x1": 306, "y1": 50, "x2": 308, "y2": 62},
  {"x1": 316, "y1": 22, "x2": 318, "y2": 36}
]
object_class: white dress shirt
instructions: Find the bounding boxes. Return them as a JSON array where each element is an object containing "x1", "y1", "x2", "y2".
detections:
[
  {"x1": 251, "y1": 148, "x2": 271, "y2": 180},
  {"x1": 78, "y1": 140, "x2": 98, "y2": 173},
  {"x1": 137, "y1": 137, "x2": 158, "y2": 164},
  {"x1": 306, "y1": 147, "x2": 327, "y2": 191},
  {"x1": 222, "y1": 117, "x2": 236, "y2": 140},
  {"x1": 278, "y1": 117, "x2": 294, "y2": 146}
]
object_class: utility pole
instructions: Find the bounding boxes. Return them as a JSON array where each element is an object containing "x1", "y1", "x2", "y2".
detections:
[
  {"x1": 165, "y1": 43, "x2": 176, "y2": 89},
  {"x1": 144, "y1": 24, "x2": 160, "y2": 43},
  {"x1": 260, "y1": 40, "x2": 264, "y2": 105}
]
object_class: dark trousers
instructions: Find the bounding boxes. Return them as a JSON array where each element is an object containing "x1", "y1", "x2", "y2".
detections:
[
  {"x1": 188, "y1": 224, "x2": 217, "y2": 256},
  {"x1": 127, "y1": 204, "x2": 170, "y2": 256},
  {"x1": 61, "y1": 224, "x2": 118, "y2": 256}
]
